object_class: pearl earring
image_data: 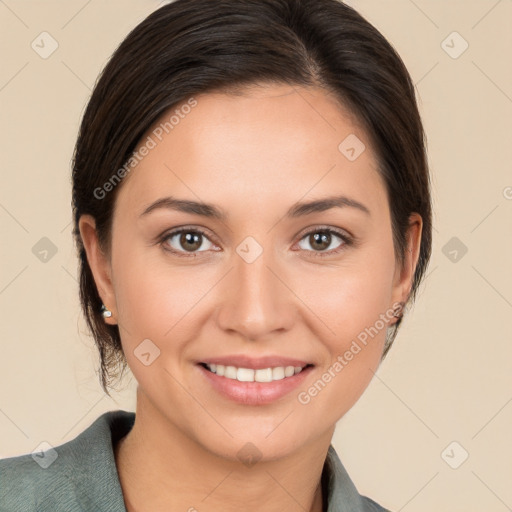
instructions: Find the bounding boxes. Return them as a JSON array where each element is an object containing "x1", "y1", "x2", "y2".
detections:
[{"x1": 101, "y1": 304, "x2": 112, "y2": 318}]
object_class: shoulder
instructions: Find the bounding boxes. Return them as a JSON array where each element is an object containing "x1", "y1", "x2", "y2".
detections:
[
  {"x1": 0, "y1": 434, "x2": 88, "y2": 511},
  {"x1": 0, "y1": 409, "x2": 134, "y2": 512},
  {"x1": 0, "y1": 451, "x2": 47, "y2": 511}
]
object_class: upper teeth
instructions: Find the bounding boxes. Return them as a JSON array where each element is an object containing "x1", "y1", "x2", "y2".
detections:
[{"x1": 205, "y1": 364, "x2": 305, "y2": 382}]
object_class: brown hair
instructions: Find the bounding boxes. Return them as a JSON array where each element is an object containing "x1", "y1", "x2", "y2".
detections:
[{"x1": 72, "y1": 0, "x2": 432, "y2": 395}]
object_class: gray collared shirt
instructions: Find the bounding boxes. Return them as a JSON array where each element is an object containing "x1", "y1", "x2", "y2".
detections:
[{"x1": 0, "y1": 410, "x2": 391, "y2": 511}]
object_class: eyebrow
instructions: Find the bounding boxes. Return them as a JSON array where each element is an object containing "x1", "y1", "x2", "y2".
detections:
[{"x1": 139, "y1": 194, "x2": 371, "y2": 219}]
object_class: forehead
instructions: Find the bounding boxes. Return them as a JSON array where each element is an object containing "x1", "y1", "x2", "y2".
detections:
[{"x1": 116, "y1": 84, "x2": 387, "y2": 219}]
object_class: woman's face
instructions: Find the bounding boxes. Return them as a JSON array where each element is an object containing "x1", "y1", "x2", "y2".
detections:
[{"x1": 82, "y1": 83, "x2": 420, "y2": 460}]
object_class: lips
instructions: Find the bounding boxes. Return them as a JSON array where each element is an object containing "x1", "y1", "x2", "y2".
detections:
[
  {"x1": 194, "y1": 354, "x2": 316, "y2": 405},
  {"x1": 197, "y1": 362, "x2": 315, "y2": 405}
]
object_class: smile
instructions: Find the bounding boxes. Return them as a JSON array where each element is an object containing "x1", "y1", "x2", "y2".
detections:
[{"x1": 197, "y1": 362, "x2": 315, "y2": 405}]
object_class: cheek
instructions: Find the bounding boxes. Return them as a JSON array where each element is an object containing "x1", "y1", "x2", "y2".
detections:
[
  {"x1": 305, "y1": 256, "x2": 395, "y2": 344},
  {"x1": 111, "y1": 242, "x2": 216, "y2": 344},
  {"x1": 297, "y1": 266, "x2": 394, "y2": 417}
]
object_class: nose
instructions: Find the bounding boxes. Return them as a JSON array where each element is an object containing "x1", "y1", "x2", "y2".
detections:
[{"x1": 215, "y1": 246, "x2": 296, "y2": 341}]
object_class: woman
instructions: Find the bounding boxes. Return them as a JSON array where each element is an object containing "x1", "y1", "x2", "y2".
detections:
[{"x1": 0, "y1": 0, "x2": 431, "y2": 510}]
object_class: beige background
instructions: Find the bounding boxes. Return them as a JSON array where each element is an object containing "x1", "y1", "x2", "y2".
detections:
[{"x1": 1, "y1": 1, "x2": 511, "y2": 510}]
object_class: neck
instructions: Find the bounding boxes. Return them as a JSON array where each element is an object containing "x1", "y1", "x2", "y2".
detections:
[{"x1": 114, "y1": 392, "x2": 331, "y2": 512}]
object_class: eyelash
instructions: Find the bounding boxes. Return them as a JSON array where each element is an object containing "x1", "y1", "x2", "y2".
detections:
[{"x1": 158, "y1": 226, "x2": 354, "y2": 259}]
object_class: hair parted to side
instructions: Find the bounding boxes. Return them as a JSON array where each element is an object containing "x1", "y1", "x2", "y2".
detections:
[{"x1": 71, "y1": 0, "x2": 432, "y2": 396}]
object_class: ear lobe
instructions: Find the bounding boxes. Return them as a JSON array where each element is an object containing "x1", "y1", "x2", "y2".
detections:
[
  {"x1": 78, "y1": 214, "x2": 117, "y2": 324},
  {"x1": 390, "y1": 213, "x2": 423, "y2": 318}
]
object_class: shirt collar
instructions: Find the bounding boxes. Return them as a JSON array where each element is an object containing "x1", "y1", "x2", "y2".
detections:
[{"x1": 322, "y1": 444, "x2": 377, "y2": 511}]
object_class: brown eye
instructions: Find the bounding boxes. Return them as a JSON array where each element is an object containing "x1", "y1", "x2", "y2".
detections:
[
  {"x1": 178, "y1": 232, "x2": 203, "y2": 252},
  {"x1": 163, "y1": 229, "x2": 215, "y2": 254},
  {"x1": 297, "y1": 228, "x2": 350, "y2": 256},
  {"x1": 308, "y1": 232, "x2": 332, "y2": 251}
]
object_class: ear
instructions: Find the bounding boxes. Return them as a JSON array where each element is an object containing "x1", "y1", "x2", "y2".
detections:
[
  {"x1": 389, "y1": 213, "x2": 423, "y2": 324},
  {"x1": 78, "y1": 214, "x2": 117, "y2": 325}
]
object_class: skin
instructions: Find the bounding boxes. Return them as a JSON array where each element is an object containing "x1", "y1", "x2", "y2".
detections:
[{"x1": 80, "y1": 83, "x2": 422, "y2": 512}]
